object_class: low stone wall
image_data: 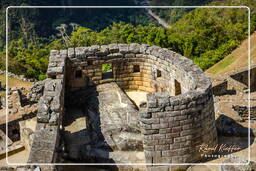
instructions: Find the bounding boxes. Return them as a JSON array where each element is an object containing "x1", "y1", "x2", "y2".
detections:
[
  {"x1": 212, "y1": 65, "x2": 256, "y2": 96},
  {"x1": 230, "y1": 65, "x2": 256, "y2": 92},
  {"x1": 28, "y1": 50, "x2": 66, "y2": 163}
]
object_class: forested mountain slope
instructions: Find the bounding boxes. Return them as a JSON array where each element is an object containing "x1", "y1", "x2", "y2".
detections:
[
  {"x1": 206, "y1": 32, "x2": 256, "y2": 75},
  {"x1": 0, "y1": 0, "x2": 155, "y2": 49},
  {"x1": 0, "y1": 0, "x2": 255, "y2": 80}
]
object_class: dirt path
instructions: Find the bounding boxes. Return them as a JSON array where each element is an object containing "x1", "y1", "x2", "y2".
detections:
[
  {"x1": 134, "y1": 0, "x2": 171, "y2": 28},
  {"x1": 147, "y1": 8, "x2": 171, "y2": 28}
]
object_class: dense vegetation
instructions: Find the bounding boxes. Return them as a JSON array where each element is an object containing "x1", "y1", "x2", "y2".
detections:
[
  {"x1": 149, "y1": 0, "x2": 210, "y2": 24},
  {"x1": 1, "y1": 0, "x2": 255, "y2": 80}
]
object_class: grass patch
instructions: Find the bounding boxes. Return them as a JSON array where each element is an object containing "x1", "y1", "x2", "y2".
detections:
[{"x1": 206, "y1": 55, "x2": 237, "y2": 75}]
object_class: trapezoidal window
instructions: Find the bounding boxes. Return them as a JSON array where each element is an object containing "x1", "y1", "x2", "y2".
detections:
[
  {"x1": 75, "y1": 70, "x2": 82, "y2": 79},
  {"x1": 133, "y1": 65, "x2": 140, "y2": 73},
  {"x1": 157, "y1": 69, "x2": 161, "y2": 77},
  {"x1": 175, "y1": 79, "x2": 182, "y2": 95},
  {"x1": 102, "y1": 63, "x2": 113, "y2": 79}
]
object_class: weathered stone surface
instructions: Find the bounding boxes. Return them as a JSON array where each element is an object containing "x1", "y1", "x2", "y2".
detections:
[
  {"x1": 47, "y1": 67, "x2": 63, "y2": 76},
  {"x1": 29, "y1": 43, "x2": 216, "y2": 171},
  {"x1": 221, "y1": 157, "x2": 256, "y2": 171},
  {"x1": 27, "y1": 80, "x2": 46, "y2": 102}
]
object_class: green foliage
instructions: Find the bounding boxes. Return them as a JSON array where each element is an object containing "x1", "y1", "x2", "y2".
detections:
[
  {"x1": 193, "y1": 40, "x2": 240, "y2": 70},
  {"x1": 102, "y1": 63, "x2": 112, "y2": 73},
  {"x1": 149, "y1": 0, "x2": 210, "y2": 24},
  {"x1": 38, "y1": 74, "x2": 47, "y2": 80},
  {"x1": 6, "y1": 37, "x2": 64, "y2": 79}
]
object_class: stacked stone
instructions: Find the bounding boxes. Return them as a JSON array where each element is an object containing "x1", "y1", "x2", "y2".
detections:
[
  {"x1": 27, "y1": 43, "x2": 218, "y2": 170},
  {"x1": 28, "y1": 50, "x2": 66, "y2": 164},
  {"x1": 65, "y1": 43, "x2": 198, "y2": 94},
  {"x1": 140, "y1": 80, "x2": 217, "y2": 170},
  {"x1": 211, "y1": 65, "x2": 256, "y2": 95}
]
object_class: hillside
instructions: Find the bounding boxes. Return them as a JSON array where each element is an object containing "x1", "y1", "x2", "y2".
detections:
[
  {"x1": 1, "y1": 0, "x2": 255, "y2": 80},
  {"x1": 206, "y1": 32, "x2": 256, "y2": 75}
]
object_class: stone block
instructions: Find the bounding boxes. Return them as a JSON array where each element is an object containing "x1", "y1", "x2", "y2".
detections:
[
  {"x1": 166, "y1": 133, "x2": 180, "y2": 139},
  {"x1": 170, "y1": 143, "x2": 181, "y2": 150},
  {"x1": 145, "y1": 151, "x2": 161, "y2": 158},
  {"x1": 68, "y1": 48, "x2": 75, "y2": 58},
  {"x1": 162, "y1": 150, "x2": 174, "y2": 157},
  {"x1": 118, "y1": 44, "x2": 129, "y2": 54},
  {"x1": 129, "y1": 43, "x2": 141, "y2": 53},
  {"x1": 152, "y1": 134, "x2": 165, "y2": 140},
  {"x1": 142, "y1": 129, "x2": 159, "y2": 135},
  {"x1": 174, "y1": 137, "x2": 186, "y2": 143},
  {"x1": 140, "y1": 118, "x2": 159, "y2": 124},
  {"x1": 155, "y1": 144, "x2": 169, "y2": 151},
  {"x1": 108, "y1": 43, "x2": 119, "y2": 53},
  {"x1": 166, "y1": 111, "x2": 180, "y2": 117},
  {"x1": 157, "y1": 96, "x2": 170, "y2": 109},
  {"x1": 172, "y1": 126, "x2": 182, "y2": 133},
  {"x1": 47, "y1": 67, "x2": 63, "y2": 76},
  {"x1": 158, "y1": 138, "x2": 173, "y2": 145}
]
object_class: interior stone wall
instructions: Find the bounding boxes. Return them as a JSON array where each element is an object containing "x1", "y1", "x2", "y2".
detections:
[
  {"x1": 230, "y1": 65, "x2": 256, "y2": 92},
  {"x1": 65, "y1": 44, "x2": 197, "y2": 96}
]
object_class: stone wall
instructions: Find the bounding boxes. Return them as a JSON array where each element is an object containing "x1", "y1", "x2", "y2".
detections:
[
  {"x1": 28, "y1": 43, "x2": 217, "y2": 170},
  {"x1": 65, "y1": 43, "x2": 216, "y2": 170},
  {"x1": 28, "y1": 49, "x2": 66, "y2": 164},
  {"x1": 212, "y1": 65, "x2": 256, "y2": 96},
  {"x1": 230, "y1": 65, "x2": 256, "y2": 92},
  {"x1": 65, "y1": 44, "x2": 197, "y2": 95}
]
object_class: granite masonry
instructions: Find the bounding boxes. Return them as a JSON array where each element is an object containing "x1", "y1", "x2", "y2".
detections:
[{"x1": 28, "y1": 43, "x2": 217, "y2": 171}]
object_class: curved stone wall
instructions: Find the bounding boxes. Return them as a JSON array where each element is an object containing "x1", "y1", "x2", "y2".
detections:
[
  {"x1": 65, "y1": 43, "x2": 217, "y2": 169},
  {"x1": 65, "y1": 43, "x2": 198, "y2": 95},
  {"x1": 29, "y1": 43, "x2": 217, "y2": 170}
]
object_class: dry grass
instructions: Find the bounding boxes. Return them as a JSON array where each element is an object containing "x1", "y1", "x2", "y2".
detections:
[
  {"x1": 206, "y1": 32, "x2": 256, "y2": 76},
  {"x1": 0, "y1": 74, "x2": 32, "y2": 88},
  {"x1": 0, "y1": 74, "x2": 33, "y2": 97}
]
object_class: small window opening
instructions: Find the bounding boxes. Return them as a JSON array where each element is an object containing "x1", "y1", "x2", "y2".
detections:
[
  {"x1": 175, "y1": 79, "x2": 182, "y2": 95},
  {"x1": 87, "y1": 61, "x2": 93, "y2": 66},
  {"x1": 75, "y1": 70, "x2": 82, "y2": 78},
  {"x1": 50, "y1": 75, "x2": 56, "y2": 79},
  {"x1": 133, "y1": 65, "x2": 140, "y2": 73},
  {"x1": 11, "y1": 128, "x2": 20, "y2": 141},
  {"x1": 102, "y1": 63, "x2": 113, "y2": 79},
  {"x1": 157, "y1": 69, "x2": 161, "y2": 77}
]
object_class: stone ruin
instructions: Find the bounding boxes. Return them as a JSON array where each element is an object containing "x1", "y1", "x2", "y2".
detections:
[
  {"x1": 212, "y1": 65, "x2": 256, "y2": 123},
  {"x1": 27, "y1": 43, "x2": 217, "y2": 171}
]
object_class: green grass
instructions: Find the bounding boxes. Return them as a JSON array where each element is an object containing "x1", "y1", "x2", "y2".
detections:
[{"x1": 207, "y1": 55, "x2": 237, "y2": 75}]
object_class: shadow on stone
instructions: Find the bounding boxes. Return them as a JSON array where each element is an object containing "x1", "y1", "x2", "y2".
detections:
[{"x1": 61, "y1": 85, "x2": 116, "y2": 164}]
